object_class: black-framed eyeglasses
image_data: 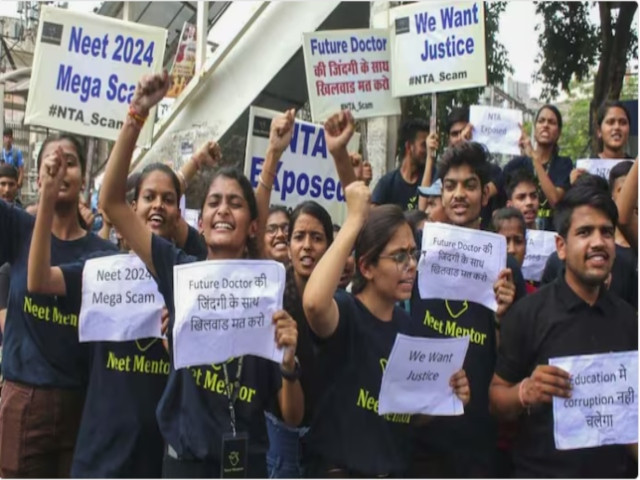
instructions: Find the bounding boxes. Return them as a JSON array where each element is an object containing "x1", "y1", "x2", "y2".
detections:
[
  {"x1": 379, "y1": 249, "x2": 421, "y2": 271},
  {"x1": 266, "y1": 223, "x2": 289, "y2": 235}
]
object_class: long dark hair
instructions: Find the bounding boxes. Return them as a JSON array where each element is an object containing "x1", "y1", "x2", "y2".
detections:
[
  {"x1": 288, "y1": 201, "x2": 334, "y2": 246},
  {"x1": 534, "y1": 104, "x2": 563, "y2": 156},
  {"x1": 597, "y1": 100, "x2": 631, "y2": 154},
  {"x1": 351, "y1": 205, "x2": 408, "y2": 295},
  {"x1": 37, "y1": 133, "x2": 86, "y2": 175}
]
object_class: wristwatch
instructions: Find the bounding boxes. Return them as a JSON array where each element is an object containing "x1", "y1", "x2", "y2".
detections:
[{"x1": 280, "y1": 356, "x2": 301, "y2": 381}]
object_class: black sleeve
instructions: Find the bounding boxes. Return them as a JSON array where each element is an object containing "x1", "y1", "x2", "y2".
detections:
[
  {"x1": 507, "y1": 255, "x2": 527, "y2": 302},
  {"x1": 495, "y1": 300, "x2": 532, "y2": 383},
  {"x1": 371, "y1": 173, "x2": 389, "y2": 205},
  {"x1": 150, "y1": 234, "x2": 196, "y2": 314},
  {"x1": 540, "y1": 251, "x2": 563, "y2": 285},
  {"x1": 0, "y1": 263, "x2": 10, "y2": 310},
  {"x1": 183, "y1": 225, "x2": 207, "y2": 260},
  {"x1": 0, "y1": 199, "x2": 34, "y2": 265},
  {"x1": 554, "y1": 156, "x2": 573, "y2": 191}
]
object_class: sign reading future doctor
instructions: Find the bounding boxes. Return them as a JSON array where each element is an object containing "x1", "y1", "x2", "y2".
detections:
[
  {"x1": 389, "y1": 1, "x2": 486, "y2": 96},
  {"x1": 172, "y1": 260, "x2": 286, "y2": 369},
  {"x1": 244, "y1": 106, "x2": 359, "y2": 224},
  {"x1": 302, "y1": 29, "x2": 401, "y2": 121},
  {"x1": 25, "y1": 6, "x2": 167, "y2": 145}
]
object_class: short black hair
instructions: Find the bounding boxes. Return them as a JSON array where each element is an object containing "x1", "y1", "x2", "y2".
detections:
[
  {"x1": 438, "y1": 141, "x2": 491, "y2": 187},
  {"x1": 492, "y1": 207, "x2": 526, "y2": 236},
  {"x1": 597, "y1": 100, "x2": 631, "y2": 127},
  {"x1": 608, "y1": 160, "x2": 634, "y2": 194},
  {"x1": 398, "y1": 118, "x2": 429, "y2": 150},
  {"x1": 268, "y1": 204, "x2": 291, "y2": 220},
  {"x1": 3, "y1": 127, "x2": 13, "y2": 137},
  {"x1": 446, "y1": 106, "x2": 469, "y2": 134},
  {"x1": 404, "y1": 209, "x2": 428, "y2": 232},
  {"x1": 506, "y1": 168, "x2": 537, "y2": 199},
  {"x1": 572, "y1": 172, "x2": 610, "y2": 192},
  {"x1": 554, "y1": 184, "x2": 618, "y2": 238},
  {"x1": 0, "y1": 164, "x2": 18, "y2": 180}
]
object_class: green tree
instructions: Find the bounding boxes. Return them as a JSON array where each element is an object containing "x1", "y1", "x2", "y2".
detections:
[
  {"x1": 534, "y1": 1, "x2": 638, "y2": 154},
  {"x1": 401, "y1": 2, "x2": 513, "y2": 152}
]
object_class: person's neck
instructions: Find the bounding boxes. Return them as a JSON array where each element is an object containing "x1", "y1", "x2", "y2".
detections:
[
  {"x1": 51, "y1": 203, "x2": 86, "y2": 241},
  {"x1": 355, "y1": 286, "x2": 395, "y2": 322},
  {"x1": 294, "y1": 270, "x2": 308, "y2": 296},
  {"x1": 535, "y1": 144, "x2": 554, "y2": 164},
  {"x1": 600, "y1": 147, "x2": 625, "y2": 159},
  {"x1": 400, "y1": 157, "x2": 420, "y2": 183},
  {"x1": 564, "y1": 270, "x2": 601, "y2": 306},
  {"x1": 615, "y1": 228, "x2": 630, "y2": 248},
  {"x1": 206, "y1": 245, "x2": 246, "y2": 261},
  {"x1": 455, "y1": 217, "x2": 482, "y2": 230}
]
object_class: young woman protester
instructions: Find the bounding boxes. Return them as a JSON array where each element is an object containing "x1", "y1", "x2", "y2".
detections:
[
  {"x1": 100, "y1": 71, "x2": 303, "y2": 478},
  {"x1": 264, "y1": 205, "x2": 291, "y2": 264},
  {"x1": 26, "y1": 140, "x2": 219, "y2": 476},
  {"x1": 0, "y1": 135, "x2": 118, "y2": 477},
  {"x1": 503, "y1": 105, "x2": 572, "y2": 231}
]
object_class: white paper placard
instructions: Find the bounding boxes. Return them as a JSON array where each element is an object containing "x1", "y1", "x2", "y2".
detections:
[
  {"x1": 389, "y1": 1, "x2": 487, "y2": 96},
  {"x1": 418, "y1": 223, "x2": 506, "y2": 311},
  {"x1": 79, "y1": 254, "x2": 164, "y2": 342},
  {"x1": 469, "y1": 105, "x2": 523, "y2": 156},
  {"x1": 184, "y1": 208, "x2": 200, "y2": 230},
  {"x1": 172, "y1": 260, "x2": 286, "y2": 368},
  {"x1": 521, "y1": 230, "x2": 557, "y2": 282},
  {"x1": 576, "y1": 159, "x2": 629, "y2": 180},
  {"x1": 302, "y1": 29, "x2": 401, "y2": 121},
  {"x1": 379, "y1": 334, "x2": 470, "y2": 416},
  {"x1": 550, "y1": 351, "x2": 638, "y2": 450}
]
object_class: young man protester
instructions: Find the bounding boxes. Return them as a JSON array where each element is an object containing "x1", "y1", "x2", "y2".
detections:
[
  {"x1": 506, "y1": 169, "x2": 539, "y2": 230},
  {"x1": 409, "y1": 142, "x2": 526, "y2": 477},
  {"x1": 489, "y1": 183, "x2": 638, "y2": 478}
]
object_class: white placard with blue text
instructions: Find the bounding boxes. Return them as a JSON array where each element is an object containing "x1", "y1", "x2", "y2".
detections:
[
  {"x1": 79, "y1": 254, "x2": 164, "y2": 342},
  {"x1": 521, "y1": 230, "x2": 557, "y2": 282},
  {"x1": 379, "y1": 334, "x2": 470, "y2": 416},
  {"x1": 172, "y1": 260, "x2": 286, "y2": 368},
  {"x1": 243, "y1": 107, "x2": 359, "y2": 225},
  {"x1": 25, "y1": 6, "x2": 166, "y2": 145},
  {"x1": 418, "y1": 223, "x2": 506, "y2": 311},
  {"x1": 389, "y1": 1, "x2": 487, "y2": 96},
  {"x1": 576, "y1": 159, "x2": 629, "y2": 181},
  {"x1": 302, "y1": 29, "x2": 401, "y2": 122},
  {"x1": 550, "y1": 351, "x2": 638, "y2": 450},
  {"x1": 470, "y1": 106, "x2": 523, "y2": 156}
]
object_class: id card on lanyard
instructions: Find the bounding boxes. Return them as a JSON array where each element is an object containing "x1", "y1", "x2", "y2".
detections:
[{"x1": 220, "y1": 357, "x2": 249, "y2": 478}]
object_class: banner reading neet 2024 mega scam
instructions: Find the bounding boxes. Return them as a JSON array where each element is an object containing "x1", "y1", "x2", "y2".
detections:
[
  {"x1": 389, "y1": 1, "x2": 486, "y2": 96},
  {"x1": 244, "y1": 107, "x2": 359, "y2": 225},
  {"x1": 24, "y1": 6, "x2": 166, "y2": 145}
]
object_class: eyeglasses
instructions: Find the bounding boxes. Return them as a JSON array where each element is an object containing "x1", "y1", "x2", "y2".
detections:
[
  {"x1": 266, "y1": 223, "x2": 289, "y2": 235},
  {"x1": 379, "y1": 249, "x2": 421, "y2": 271}
]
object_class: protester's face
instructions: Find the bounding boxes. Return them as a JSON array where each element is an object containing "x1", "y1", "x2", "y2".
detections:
[
  {"x1": 339, "y1": 253, "x2": 355, "y2": 289},
  {"x1": 425, "y1": 196, "x2": 447, "y2": 223},
  {"x1": 507, "y1": 181, "x2": 539, "y2": 228},
  {"x1": 3, "y1": 135, "x2": 12, "y2": 149},
  {"x1": 557, "y1": 206, "x2": 615, "y2": 288},
  {"x1": 39, "y1": 139, "x2": 83, "y2": 204},
  {"x1": 448, "y1": 121, "x2": 468, "y2": 147},
  {"x1": 0, "y1": 176, "x2": 18, "y2": 203},
  {"x1": 265, "y1": 211, "x2": 289, "y2": 264},
  {"x1": 498, "y1": 219, "x2": 526, "y2": 266},
  {"x1": 201, "y1": 176, "x2": 256, "y2": 254},
  {"x1": 599, "y1": 107, "x2": 629, "y2": 152},
  {"x1": 442, "y1": 165, "x2": 487, "y2": 228},
  {"x1": 408, "y1": 131, "x2": 428, "y2": 166},
  {"x1": 289, "y1": 213, "x2": 328, "y2": 280},
  {"x1": 350, "y1": 153, "x2": 364, "y2": 181},
  {"x1": 132, "y1": 170, "x2": 180, "y2": 239},
  {"x1": 534, "y1": 108, "x2": 560, "y2": 147},
  {"x1": 362, "y1": 223, "x2": 417, "y2": 301}
]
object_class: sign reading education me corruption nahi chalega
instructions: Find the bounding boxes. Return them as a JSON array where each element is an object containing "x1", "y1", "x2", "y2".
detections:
[
  {"x1": 243, "y1": 106, "x2": 360, "y2": 225},
  {"x1": 24, "y1": 6, "x2": 167, "y2": 145},
  {"x1": 302, "y1": 29, "x2": 401, "y2": 122},
  {"x1": 389, "y1": 1, "x2": 487, "y2": 96}
]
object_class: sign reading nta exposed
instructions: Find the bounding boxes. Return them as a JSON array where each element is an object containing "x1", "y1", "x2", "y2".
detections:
[
  {"x1": 25, "y1": 6, "x2": 167, "y2": 145},
  {"x1": 390, "y1": 1, "x2": 486, "y2": 96}
]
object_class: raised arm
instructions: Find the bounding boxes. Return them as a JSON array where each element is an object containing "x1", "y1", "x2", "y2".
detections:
[
  {"x1": 303, "y1": 181, "x2": 370, "y2": 338},
  {"x1": 616, "y1": 159, "x2": 638, "y2": 252},
  {"x1": 173, "y1": 140, "x2": 221, "y2": 248},
  {"x1": 418, "y1": 130, "x2": 439, "y2": 211},
  {"x1": 100, "y1": 72, "x2": 170, "y2": 276},
  {"x1": 27, "y1": 146, "x2": 68, "y2": 296},
  {"x1": 255, "y1": 109, "x2": 295, "y2": 259},
  {"x1": 324, "y1": 110, "x2": 357, "y2": 190}
]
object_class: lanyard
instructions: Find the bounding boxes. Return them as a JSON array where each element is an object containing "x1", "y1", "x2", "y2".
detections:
[{"x1": 222, "y1": 356, "x2": 244, "y2": 437}]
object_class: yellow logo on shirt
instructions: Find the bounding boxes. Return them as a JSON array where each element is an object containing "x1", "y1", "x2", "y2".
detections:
[{"x1": 23, "y1": 296, "x2": 78, "y2": 327}]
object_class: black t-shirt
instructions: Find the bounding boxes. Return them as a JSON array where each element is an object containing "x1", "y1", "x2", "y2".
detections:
[
  {"x1": 183, "y1": 224, "x2": 207, "y2": 260},
  {"x1": 0, "y1": 199, "x2": 117, "y2": 388},
  {"x1": 480, "y1": 162, "x2": 506, "y2": 231},
  {"x1": 541, "y1": 245, "x2": 638, "y2": 310},
  {"x1": 304, "y1": 290, "x2": 416, "y2": 476},
  {"x1": 371, "y1": 168, "x2": 424, "y2": 210},
  {"x1": 151, "y1": 234, "x2": 281, "y2": 475},
  {"x1": 503, "y1": 154, "x2": 573, "y2": 231},
  {"x1": 496, "y1": 276, "x2": 637, "y2": 477}
]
